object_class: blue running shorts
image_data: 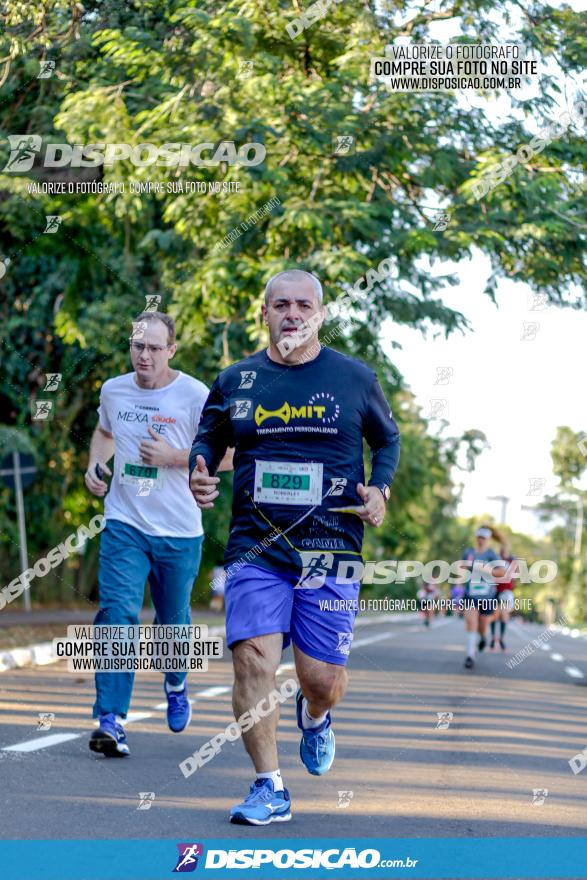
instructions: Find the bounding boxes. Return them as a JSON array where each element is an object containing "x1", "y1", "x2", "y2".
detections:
[{"x1": 224, "y1": 563, "x2": 360, "y2": 666}]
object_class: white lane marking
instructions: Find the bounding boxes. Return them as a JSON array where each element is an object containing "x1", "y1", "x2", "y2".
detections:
[
  {"x1": 125, "y1": 712, "x2": 152, "y2": 723},
  {"x1": 1, "y1": 711, "x2": 155, "y2": 752},
  {"x1": 1, "y1": 626, "x2": 402, "y2": 753},
  {"x1": 406, "y1": 619, "x2": 452, "y2": 633},
  {"x1": 194, "y1": 685, "x2": 231, "y2": 699},
  {"x1": 155, "y1": 699, "x2": 197, "y2": 710},
  {"x1": 2, "y1": 733, "x2": 80, "y2": 752},
  {"x1": 2, "y1": 683, "x2": 232, "y2": 753},
  {"x1": 352, "y1": 632, "x2": 396, "y2": 649},
  {"x1": 508, "y1": 621, "x2": 530, "y2": 639},
  {"x1": 431, "y1": 619, "x2": 453, "y2": 629},
  {"x1": 158, "y1": 685, "x2": 233, "y2": 711},
  {"x1": 506, "y1": 624, "x2": 587, "y2": 681},
  {"x1": 355, "y1": 613, "x2": 419, "y2": 628},
  {"x1": 155, "y1": 684, "x2": 231, "y2": 710}
]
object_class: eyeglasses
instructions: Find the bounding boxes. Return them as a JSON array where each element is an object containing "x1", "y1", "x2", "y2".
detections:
[{"x1": 129, "y1": 340, "x2": 170, "y2": 354}]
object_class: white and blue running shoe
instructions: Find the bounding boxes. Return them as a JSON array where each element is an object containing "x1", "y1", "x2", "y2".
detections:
[
  {"x1": 89, "y1": 713, "x2": 130, "y2": 757},
  {"x1": 230, "y1": 778, "x2": 292, "y2": 826},
  {"x1": 296, "y1": 689, "x2": 335, "y2": 776},
  {"x1": 165, "y1": 682, "x2": 192, "y2": 733}
]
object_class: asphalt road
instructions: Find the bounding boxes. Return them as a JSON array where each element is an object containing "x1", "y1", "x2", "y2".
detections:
[{"x1": 1, "y1": 614, "x2": 586, "y2": 841}]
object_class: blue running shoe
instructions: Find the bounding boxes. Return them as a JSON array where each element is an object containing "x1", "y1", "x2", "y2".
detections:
[
  {"x1": 296, "y1": 689, "x2": 335, "y2": 776},
  {"x1": 89, "y1": 713, "x2": 129, "y2": 757},
  {"x1": 165, "y1": 682, "x2": 192, "y2": 733},
  {"x1": 230, "y1": 778, "x2": 292, "y2": 826}
]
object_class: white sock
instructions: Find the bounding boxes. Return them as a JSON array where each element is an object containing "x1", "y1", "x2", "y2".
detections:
[
  {"x1": 115, "y1": 715, "x2": 125, "y2": 725},
  {"x1": 166, "y1": 682, "x2": 185, "y2": 692},
  {"x1": 257, "y1": 769, "x2": 284, "y2": 792},
  {"x1": 302, "y1": 698, "x2": 327, "y2": 729},
  {"x1": 466, "y1": 632, "x2": 476, "y2": 658}
]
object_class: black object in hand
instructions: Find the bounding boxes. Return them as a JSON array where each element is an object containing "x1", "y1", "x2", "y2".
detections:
[{"x1": 95, "y1": 463, "x2": 109, "y2": 485}]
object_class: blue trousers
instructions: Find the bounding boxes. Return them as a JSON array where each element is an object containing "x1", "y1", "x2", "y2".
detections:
[{"x1": 92, "y1": 519, "x2": 203, "y2": 719}]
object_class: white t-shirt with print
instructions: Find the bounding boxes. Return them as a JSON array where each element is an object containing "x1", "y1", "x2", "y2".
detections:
[{"x1": 98, "y1": 370, "x2": 209, "y2": 538}]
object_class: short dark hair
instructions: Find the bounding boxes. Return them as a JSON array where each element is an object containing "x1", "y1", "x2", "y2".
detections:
[
  {"x1": 132, "y1": 311, "x2": 176, "y2": 345},
  {"x1": 264, "y1": 270, "x2": 323, "y2": 305}
]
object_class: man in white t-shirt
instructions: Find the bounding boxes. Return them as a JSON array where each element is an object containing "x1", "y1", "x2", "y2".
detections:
[{"x1": 84, "y1": 310, "x2": 230, "y2": 757}]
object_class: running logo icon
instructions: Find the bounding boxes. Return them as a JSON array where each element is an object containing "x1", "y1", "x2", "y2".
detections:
[
  {"x1": 144, "y1": 294, "x2": 162, "y2": 311},
  {"x1": 130, "y1": 321, "x2": 147, "y2": 340},
  {"x1": 3, "y1": 135, "x2": 42, "y2": 172},
  {"x1": 531, "y1": 788, "x2": 548, "y2": 806},
  {"x1": 137, "y1": 792, "x2": 155, "y2": 810},
  {"x1": 295, "y1": 552, "x2": 333, "y2": 589},
  {"x1": 43, "y1": 373, "x2": 62, "y2": 392},
  {"x1": 527, "y1": 477, "x2": 546, "y2": 496},
  {"x1": 336, "y1": 632, "x2": 353, "y2": 656},
  {"x1": 231, "y1": 399, "x2": 252, "y2": 419},
  {"x1": 173, "y1": 843, "x2": 204, "y2": 872},
  {"x1": 434, "y1": 367, "x2": 453, "y2": 386},
  {"x1": 329, "y1": 477, "x2": 347, "y2": 496},
  {"x1": 436, "y1": 712, "x2": 453, "y2": 730},
  {"x1": 136, "y1": 479, "x2": 153, "y2": 497},
  {"x1": 521, "y1": 321, "x2": 540, "y2": 342},
  {"x1": 529, "y1": 293, "x2": 548, "y2": 311},
  {"x1": 31, "y1": 400, "x2": 54, "y2": 420},
  {"x1": 44, "y1": 215, "x2": 62, "y2": 234},
  {"x1": 236, "y1": 61, "x2": 254, "y2": 79},
  {"x1": 37, "y1": 60, "x2": 56, "y2": 79},
  {"x1": 432, "y1": 212, "x2": 451, "y2": 232},
  {"x1": 238, "y1": 371, "x2": 257, "y2": 389},
  {"x1": 429, "y1": 398, "x2": 448, "y2": 418},
  {"x1": 333, "y1": 135, "x2": 355, "y2": 155},
  {"x1": 37, "y1": 712, "x2": 55, "y2": 730}
]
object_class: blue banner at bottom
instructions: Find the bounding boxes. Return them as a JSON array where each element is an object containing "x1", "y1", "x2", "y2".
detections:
[{"x1": 1, "y1": 837, "x2": 586, "y2": 879}]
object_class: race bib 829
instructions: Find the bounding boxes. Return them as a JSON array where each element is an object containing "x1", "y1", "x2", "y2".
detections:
[{"x1": 253, "y1": 460, "x2": 323, "y2": 505}]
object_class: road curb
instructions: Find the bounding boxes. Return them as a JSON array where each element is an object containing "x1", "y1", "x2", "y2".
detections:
[{"x1": 0, "y1": 642, "x2": 57, "y2": 673}]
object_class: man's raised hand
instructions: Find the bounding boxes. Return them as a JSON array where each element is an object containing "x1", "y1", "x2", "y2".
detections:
[{"x1": 190, "y1": 454, "x2": 220, "y2": 509}]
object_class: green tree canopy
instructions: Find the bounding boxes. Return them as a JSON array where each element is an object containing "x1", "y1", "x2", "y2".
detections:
[{"x1": 0, "y1": 0, "x2": 585, "y2": 605}]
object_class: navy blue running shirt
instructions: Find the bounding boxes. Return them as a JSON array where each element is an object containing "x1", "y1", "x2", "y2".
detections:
[{"x1": 189, "y1": 347, "x2": 400, "y2": 577}]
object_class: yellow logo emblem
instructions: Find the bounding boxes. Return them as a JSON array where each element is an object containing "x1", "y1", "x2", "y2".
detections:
[{"x1": 255, "y1": 401, "x2": 326, "y2": 426}]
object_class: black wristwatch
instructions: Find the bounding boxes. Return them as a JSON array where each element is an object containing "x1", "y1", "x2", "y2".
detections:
[{"x1": 372, "y1": 484, "x2": 391, "y2": 503}]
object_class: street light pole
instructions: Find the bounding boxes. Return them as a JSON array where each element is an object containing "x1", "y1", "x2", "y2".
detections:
[
  {"x1": 12, "y1": 451, "x2": 31, "y2": 612},
  {"x1": 539, "y1": 491, "x2": 586, "y2": 622},
  {"x1": 487, "y1": 494, "x2": 510, "y2": 524},
  {"x1": 571, "y1": 495, "x2": 584, "y2": 610}
]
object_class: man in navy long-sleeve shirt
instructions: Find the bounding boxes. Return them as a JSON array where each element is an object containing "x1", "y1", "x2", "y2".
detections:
[{"x1": 189, "y1": 269, "x2": 400, "y2": 826}]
